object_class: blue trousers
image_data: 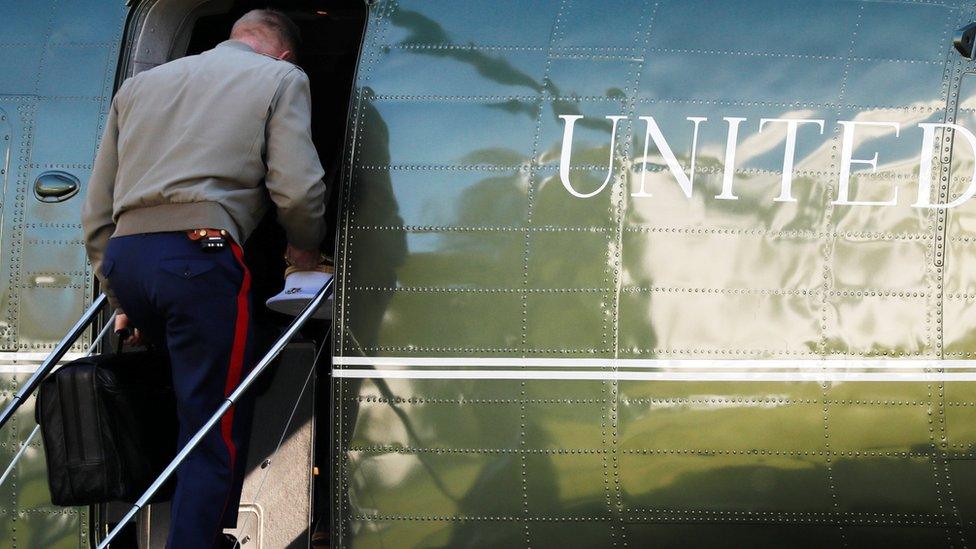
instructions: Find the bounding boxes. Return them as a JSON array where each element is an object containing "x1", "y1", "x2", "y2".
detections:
[{"x1": 103, "y1": 233, "x2": 256, "y2": 549}]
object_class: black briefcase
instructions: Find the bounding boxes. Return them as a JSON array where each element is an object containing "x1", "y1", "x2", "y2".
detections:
[{"x1": 35, "y1": 344, "x2": 178, "y2": 506}]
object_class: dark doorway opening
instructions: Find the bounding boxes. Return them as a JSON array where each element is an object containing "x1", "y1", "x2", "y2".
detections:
[
  {"x1": 187, "y1": 0, "x2": 366, "y2": 317},
  {"x1": 186, "y1": 2, "x2": 367, "y2": 545}
]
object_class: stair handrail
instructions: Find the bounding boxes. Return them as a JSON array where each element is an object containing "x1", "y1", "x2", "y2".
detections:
[
  {"x1": 0, "y1": 293, "x2": 108, "y2": 431},
  {"x1": 97, "y1": 278, "x2": 334, "y2": 549},
  {"x1": 0, "y1": 312, "x2": 117, "y2": 488}
]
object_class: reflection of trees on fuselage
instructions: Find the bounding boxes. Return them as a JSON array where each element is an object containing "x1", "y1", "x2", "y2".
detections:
[
  {"x1": 436, "y1": 456, "x2": 944, "y2": 546},
  {"x1": 339, "y1": 99, "x2": 406, "y2": 539},
  {"x1": 391, "y1": 9, "x2": 621, "y2": 130},
  {"x1": 550, "y1": 99, "x2": 616, "y2": 132},
  {"x1": 486, "y1": 99, "x2": 538, "y2": 120},
  {"x1": 392, "y1": 10, "x2": 543, "y2": 93},
  {"x1": 443, "y1": 421, "x2": 559, "y2": 549},
  {"x1": 342, "y1": 97, "x2": 405, "y2": 373},
  {"x1": 390, "y1": 6, "x2": 830, "y2": 230},
  {"x1": 628, "y1": 456, "x2": 938, "y2": 519}
]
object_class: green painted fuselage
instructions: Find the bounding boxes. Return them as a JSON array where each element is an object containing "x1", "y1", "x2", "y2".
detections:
[{"x1": 333, "y1": 1, "x2": 976, "y2": 547}]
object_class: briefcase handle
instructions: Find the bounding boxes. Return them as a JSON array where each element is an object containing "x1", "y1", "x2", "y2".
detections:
[{"x1": 114, "y1": 329, "x2": 129, "y2": 355}]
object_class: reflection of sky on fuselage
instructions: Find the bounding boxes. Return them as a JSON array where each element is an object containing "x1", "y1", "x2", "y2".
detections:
[
  {"x1": 641, "y1": 54, "x2": 846, "y2": 104},
  {"x1": 958, "y1": 75, "x2": 976, "y2": 111},
  {"x1": 554, "y1": 0, "x2": 647, "y2": 49},
  {"x1": 374, "y1": 0, "x2": 957, "y2": 207},
  {"x1": 368, "y1": 50, "x2": 548, "y2": 97},
  {"x1": 651, "y1": 1, "x2": 862, "y2": 56},
  {"x1": 546, "y1": 57, "x2": 639, "y2": 99},
  {"x1": 386, "y1": 169, "x2": 529, "y2": 230},
  {"x1": 404, "y1": 233, "x2": 440, "y2": 255},
  {"x1": 845, "y1": 62, "x2": 945, "y2": 108},
  {"x1": 371, "y1": 101, "x2": 538, "y2": 166}
]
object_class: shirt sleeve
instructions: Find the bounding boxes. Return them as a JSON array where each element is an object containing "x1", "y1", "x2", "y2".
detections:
[
  {"x1": 264, "y1": 68, "x2": 327, "y2": 251},
  {"x1": 82, "y1": 97, "x2": 122, "y2": 312}
]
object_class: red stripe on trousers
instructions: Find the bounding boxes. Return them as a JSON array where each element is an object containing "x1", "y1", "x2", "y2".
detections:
[{"x1": 223, "y1": 243, "x2": 251, "y2": 478}]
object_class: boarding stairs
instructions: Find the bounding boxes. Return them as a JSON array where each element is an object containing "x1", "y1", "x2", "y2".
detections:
[{"x1": 0, "y1": 280, "x2": 334, "y2": 548}]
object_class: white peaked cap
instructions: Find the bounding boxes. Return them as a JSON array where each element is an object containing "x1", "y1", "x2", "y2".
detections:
[{"x1": 266, "y1": 270, "x2": 334, "y2": 320}]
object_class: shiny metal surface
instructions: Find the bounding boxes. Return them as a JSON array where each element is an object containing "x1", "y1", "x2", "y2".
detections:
[
  {"x1": 0, "y1": 293, "x2": 106, "y2": 431},
  {"x1": 0, "y1": 1, "x2": 128, "y2": 546},
  {"x1": 333, "y1": 1, "x2": 976, "y2": 546}
]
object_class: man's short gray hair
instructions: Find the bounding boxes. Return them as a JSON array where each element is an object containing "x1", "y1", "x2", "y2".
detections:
[{"x1": 231, "y1": 9, "x2": 301, "y2": 52}]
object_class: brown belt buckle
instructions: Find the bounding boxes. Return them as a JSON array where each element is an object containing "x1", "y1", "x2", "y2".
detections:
[{"x1": 187, "y1": 228, "x2": 228, "y2": 252}]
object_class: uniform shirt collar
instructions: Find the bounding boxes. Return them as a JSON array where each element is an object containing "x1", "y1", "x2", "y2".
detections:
[{"x1": 216, "y1": 40, "x2": 255, "y2": 53}]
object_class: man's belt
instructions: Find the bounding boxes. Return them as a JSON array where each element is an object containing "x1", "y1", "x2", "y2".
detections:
[{"x1": 186, "y1": 228, "x2": 228, "y2": 252}]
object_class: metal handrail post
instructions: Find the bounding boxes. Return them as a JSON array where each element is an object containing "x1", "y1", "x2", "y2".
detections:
[
  {"x1": 97, "y1": 279, "x2": 334, "y2": 549},
  {"x1": 0, "y1": 293, "x2": 108, "y2": 431}
]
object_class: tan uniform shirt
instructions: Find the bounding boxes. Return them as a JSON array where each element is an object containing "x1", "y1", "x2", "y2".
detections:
[{"x1": 82, "y1": 40, "x2": 327, "y2": 310}]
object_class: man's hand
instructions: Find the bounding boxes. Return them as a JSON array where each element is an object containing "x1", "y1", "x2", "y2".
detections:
[
  {"x1": 286, "y1": 244, "x2": 319, "y2": 270},
  {"x1": 114, "y1": 313, "x2": 143, "y2": 346}
]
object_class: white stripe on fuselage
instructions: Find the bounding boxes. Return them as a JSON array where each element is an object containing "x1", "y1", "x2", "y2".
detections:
[
  {"x1": 0, "y1": 353, "x2": 86, "y2": 374},
  {"x1": 331, "y1": 356, "x2": 976, "y2": 382}
]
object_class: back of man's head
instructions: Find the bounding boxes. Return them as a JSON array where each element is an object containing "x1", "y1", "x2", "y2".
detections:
[{"x1": 230, "y1": 9, "x2": 301, "y2": 61}]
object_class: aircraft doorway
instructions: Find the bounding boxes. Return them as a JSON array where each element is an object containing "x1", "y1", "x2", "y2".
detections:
[
  {"x1": 99, "y1": 1, "x2": 368, "y2": 547},
  {"x1": 185, "y1": 1, "x2": 366, "y2": 317}
]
